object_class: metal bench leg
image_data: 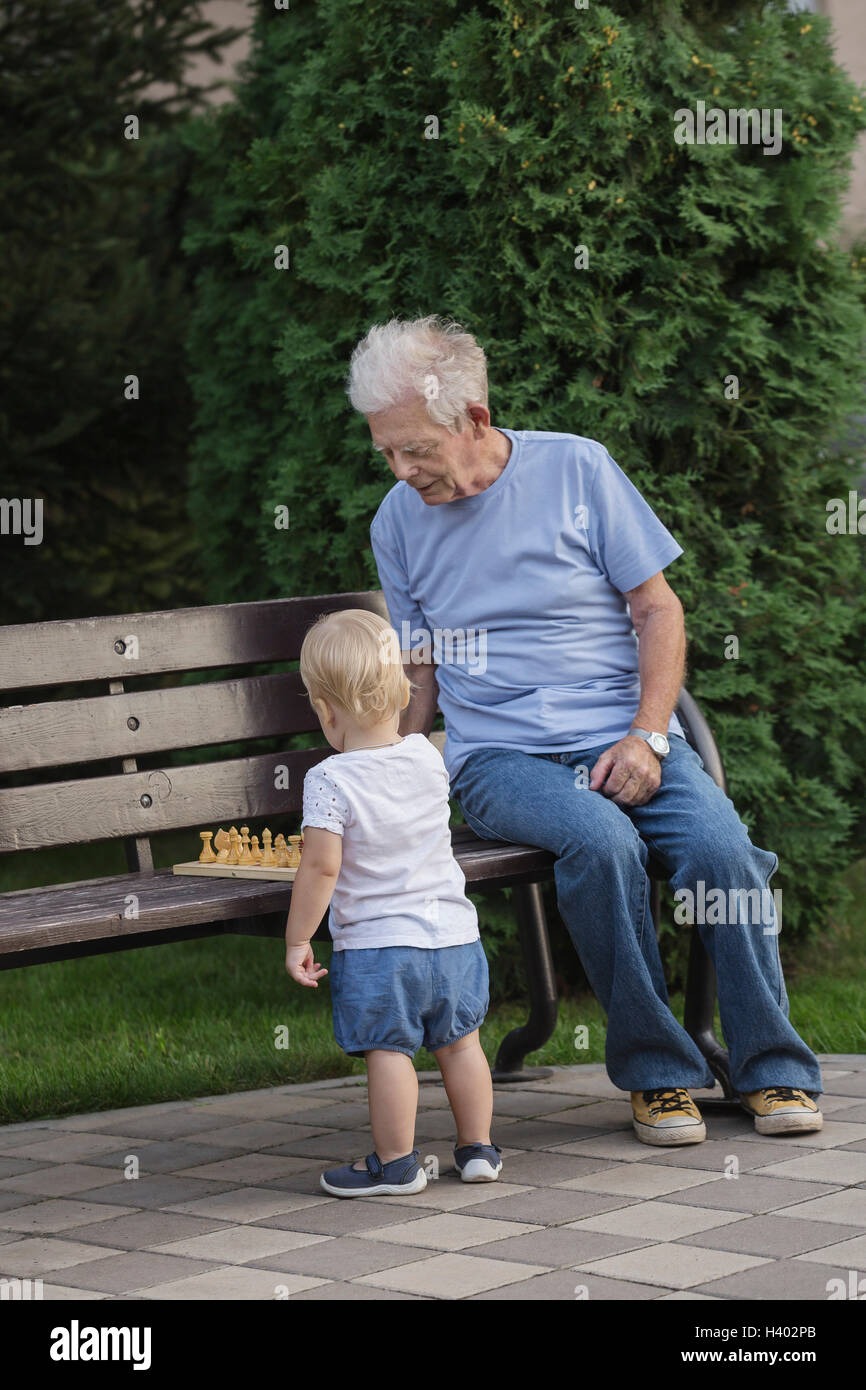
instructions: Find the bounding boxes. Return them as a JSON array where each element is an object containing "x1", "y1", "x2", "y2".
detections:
[{"x1": 491, "y1": 882, "x2": 558, "y2": 1083}]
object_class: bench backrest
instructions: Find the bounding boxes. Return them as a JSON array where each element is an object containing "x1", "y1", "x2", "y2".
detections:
[
  {"x1": 0, "y1": 591, "x2": 725, "y2": 875},
  {"x1": 0, "y1": 591, "x2": 390, "y2": 870}
]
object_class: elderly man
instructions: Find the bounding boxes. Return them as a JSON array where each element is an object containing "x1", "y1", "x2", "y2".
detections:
[{"x1": 351, "y1": 314, "x2": 822, "y2": 1146}]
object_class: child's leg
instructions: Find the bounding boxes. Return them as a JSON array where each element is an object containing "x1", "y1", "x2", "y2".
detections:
[
  {"x1": 433, "y1": 1030, "x2": 492, "y2": 1148},
  {"x1": 357, "y1": 1049, "x2": 418, "y2": 1166}
]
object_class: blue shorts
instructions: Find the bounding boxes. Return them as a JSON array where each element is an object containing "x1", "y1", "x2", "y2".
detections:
[{"x1": 328, "y1": 939, "x2": 489, "y2": 1059}]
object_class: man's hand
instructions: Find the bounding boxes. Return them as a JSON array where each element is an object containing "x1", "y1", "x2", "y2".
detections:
[
  {"x1": 589, "y1": 735, "x2": 662, "y2": 807},
  {"x1": 285, "y1": 940, "x2": 328, "y2": 987}
]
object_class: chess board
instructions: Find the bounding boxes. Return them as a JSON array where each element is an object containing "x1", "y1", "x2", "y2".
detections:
[
  {"x1": 172, "y1": 825, "x2": 302, "y2": 882},
  {"x1": 172, "y1": 860, "x2": 298, "y2": 882}
]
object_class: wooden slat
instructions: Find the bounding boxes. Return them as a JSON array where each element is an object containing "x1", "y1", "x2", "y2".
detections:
[
  {"x1": 0, "y1": 749, "x2": 328, "y2": 852},
  {"x1": 0, "y1": 590, "x2": 389, "y2": 690},
  {"x1": 0, "y1": 672, "x2": 316, "y2": 773},
  {"x1": 0, "y1": 834, "x2": 556, "y2": 959}
]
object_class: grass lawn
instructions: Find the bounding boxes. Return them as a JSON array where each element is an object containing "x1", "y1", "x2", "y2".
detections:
[{"x1": 0, "y1": 861, "x2": 863, "y2": 1126}]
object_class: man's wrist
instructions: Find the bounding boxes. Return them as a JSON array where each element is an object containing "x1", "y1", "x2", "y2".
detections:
[{"x1": 628, "y1": 726, "x2": 670, "y2": 759}]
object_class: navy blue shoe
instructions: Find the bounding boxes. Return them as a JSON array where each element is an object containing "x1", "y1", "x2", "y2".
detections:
[
  {"x1": 453, "y1": 1142, "x2": 503, "y2": 1182},
  {"x1": 320, "y1": 1148, "x2": 427, "y2": 1198}
]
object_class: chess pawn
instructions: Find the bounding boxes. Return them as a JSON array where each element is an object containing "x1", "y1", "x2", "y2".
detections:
[
  {"x1": 227, "y1": 828, "x2": 241, "y2": 865},
  {"x1": 214, "y1": 828, "x2": 230, "y2": 862},
  {"x1": 274, "y1": 833, "x2": 289, "y2": 868},
  {"x1": 287, "y1": 835, "x2": 302, "y2": 869},
  {"x1": 260, "y1": 827, "x2": 277, "y2": 867},
  {"x1": 239, "y1": 826, "x2": 254, "y2": 865},
  {"x1": 199, "y1": 831, "x2": 217, "y2": 863},
  {"x1": 250, "y1": 835, "x2": 262, "y2": 865}
]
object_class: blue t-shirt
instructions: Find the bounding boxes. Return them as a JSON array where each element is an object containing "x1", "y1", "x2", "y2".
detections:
[{"x1": 369, "y1": 428, "x2": 684, "y2": 783}]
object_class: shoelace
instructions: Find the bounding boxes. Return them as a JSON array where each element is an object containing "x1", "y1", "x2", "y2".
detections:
[
  {"x1": 642, "y1": 1087, "x2": 693, "y2": 1117},
  {"x1": 763, "y1": 1086, "x2": 804, "y2": 1105}
]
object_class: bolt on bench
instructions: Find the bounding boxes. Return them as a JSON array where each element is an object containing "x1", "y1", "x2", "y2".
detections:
[{"x1": 0, "y1": 590, "x2": 733, "y2": 1095}]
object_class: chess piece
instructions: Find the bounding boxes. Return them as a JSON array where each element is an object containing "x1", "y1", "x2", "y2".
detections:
[
  {"x1": 287, "y1": 835, "x2": 302, "y2": 869},
  {"x1": 250, "y1": 834, "x2": 262, "y2": 864},
  {"x1": 227, "y1": 827, "x2": 241, "y2": 865},
  {"x1": 199, "y1": 831, "x2": 217, "y2": 863},
  {"x1": 260, "y1": 827, "x2": 277, "y2": 866},
  {"x1": 239, "y1": 826, "x2": 254, "y2": 865},
  {"x1": 274, "y1": 833, "x2": 289, "y2": 868},
  {"x1": 214, "y1": 828, "x2": 230, "y2": 862}
]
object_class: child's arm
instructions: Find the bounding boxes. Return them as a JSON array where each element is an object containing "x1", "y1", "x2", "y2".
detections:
[{"x1": 284, "y1": 826, "x2": 342, "y2": 987}]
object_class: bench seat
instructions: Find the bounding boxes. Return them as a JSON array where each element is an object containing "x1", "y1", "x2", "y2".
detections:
[{"x1": 0, "y1": 828, "x2": 556, "y2": 969}]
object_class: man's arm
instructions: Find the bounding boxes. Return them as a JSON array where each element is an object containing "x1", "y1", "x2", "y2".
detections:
[
  {"x1": 589, "y1": 570, "x2": 686, "y2": 806},
  {"x1": 628, "y1": 570, "x2": 686, "y2": 735},
  {"x1": 398, "y1": 646, "x2": 439, "y2": 737}
]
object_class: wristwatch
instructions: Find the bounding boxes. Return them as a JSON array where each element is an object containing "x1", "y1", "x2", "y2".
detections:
[{"x1": 629, "y1": 728, "x2": 670, "y2": 760}]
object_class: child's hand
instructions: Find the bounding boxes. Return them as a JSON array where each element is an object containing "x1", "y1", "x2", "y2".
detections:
[{"x1": 285, "y1": 941, "x2": 328, "y2": 988}]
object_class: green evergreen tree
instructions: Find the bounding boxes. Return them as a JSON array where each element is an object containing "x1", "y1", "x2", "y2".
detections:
[
  {"x1": 0, "y1": 0, "x2": 245, "y2": 623},
  {"x1": 182, "y1": 0, "x2": 866, "y2": 944}
]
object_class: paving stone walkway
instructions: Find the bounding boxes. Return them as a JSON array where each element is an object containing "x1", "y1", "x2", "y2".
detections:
[{"x1": 1, "y1": 1058, "x2": 866, "y2": 1301}]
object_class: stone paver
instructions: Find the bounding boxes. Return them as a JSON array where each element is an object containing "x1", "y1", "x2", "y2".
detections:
[
  {"x1": 284, "y1": 1279, "x2": 429, "y2": 1299},
  {"x1": 354, "y1": 1211, "x2": 541, "y2": 1251},
  {"x1": 560, "y1": 1161, "x2": 719, "y2": 1199},
  {"x1": 472, "y1": 1269, "x2": 664, "y2": 1300},
  {"x1": 5, "y1": 1133, "x2": 153, "y2": 1163},
  {"x1": 752, "y1": 1150, "x2": 866, "y2": 1184},
  {"x1": 355, "y1": 1251, "x2": 546, "y2": 1298},
  {"x1": 149, "y1": 1224, "x2": 330, "y2": 1264},
  {"x1": 163, "y1": 1187, "x2": 330, "y2": 1223},
  {"x1": 0, "y1": 1164, "x2": 134, "y2": 1198},
  {"x1": 774, "y1": 1188, "x2": 866, "y2": 1225},
  {"x1": 2, "y1": 1058, "x2": 864, "y2": 1300},
  {"x1": 565, "y1": 1199, "x2": 749, "y2": 1241},
  {"x1": 572, "y1": 1241, "x2": 770, "y2": 1290},
  {"x1": 52, "y1": 1250, "x2": 221, "y2": 1294},
  {"x1": 677, "y1": 1214, "x2": 862, "y2": 1259},
  {"x1": 0, "y1": 1237, "x2": 126, "y2": 1276},
  {"x1": 796, "y1": 1233, "x2": 866, "y2": 1270},
  {"x1": 692, "y1": 1259, "x2": 857, "y2": 1300},
  {"x1": 140, "y1": 1266, "x2": 328, "y2": 1299}
]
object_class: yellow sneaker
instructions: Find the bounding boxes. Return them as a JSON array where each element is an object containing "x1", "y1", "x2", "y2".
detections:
[
  {"x1": 630, "y1": 1088, "x2": 706, "y2": 1146},
  {"x1": 739, "y1": 1087, "x2": 823, "y2": 1135}
]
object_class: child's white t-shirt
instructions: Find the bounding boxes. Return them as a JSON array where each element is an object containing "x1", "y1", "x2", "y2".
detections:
[{"x1": 301, "y1": 733, "x2": 480, "y2": 952}]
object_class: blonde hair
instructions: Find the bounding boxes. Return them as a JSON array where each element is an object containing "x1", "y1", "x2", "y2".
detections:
[
  {"x1": 299, "y1": 609, "x2": 409, "y2": 729},
  {"x1": 346, "y1": 314, "x2": 488, "y2": 433}
]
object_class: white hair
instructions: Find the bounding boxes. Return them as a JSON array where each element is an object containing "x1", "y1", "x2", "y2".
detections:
[{"x1": 346, "y1": 315, "x2": 489, "y2": 433}]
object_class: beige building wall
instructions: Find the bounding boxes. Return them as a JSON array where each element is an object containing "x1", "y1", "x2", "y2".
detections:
[
  {"x1": 820, "y1": 1, "x2": 866, "y2": 244},
  {"x1": 177, "y1": 1, "x2": 866, "y2": 245}
]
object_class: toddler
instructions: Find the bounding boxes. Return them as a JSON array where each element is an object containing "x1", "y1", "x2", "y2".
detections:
[{"x1": 284, "y1": 608, "x2": 501, "y2": 1196}]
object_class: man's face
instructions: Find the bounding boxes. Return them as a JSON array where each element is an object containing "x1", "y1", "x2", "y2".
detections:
[{"x1": 367, "y1": 396, "x2": 487, "y2": 505}]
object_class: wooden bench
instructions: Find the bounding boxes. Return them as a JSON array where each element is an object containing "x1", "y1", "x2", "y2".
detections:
[{"x1": 0, "y1": 590, "x2": 734, "y2": 1094}]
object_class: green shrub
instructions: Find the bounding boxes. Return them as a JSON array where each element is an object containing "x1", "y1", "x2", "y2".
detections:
[{"x1": 182, "y1": 0, "x2": 866, "y2": 949}]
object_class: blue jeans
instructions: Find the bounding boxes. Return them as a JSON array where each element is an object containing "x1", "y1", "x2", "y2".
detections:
[{"x1": 451, "y1": 733, "x2": 822, "y2": 1095}]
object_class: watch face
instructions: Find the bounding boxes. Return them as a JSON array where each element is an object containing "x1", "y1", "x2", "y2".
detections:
[{"x1": 649, "y1": 733, "x2": 669, "y2": 754}]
